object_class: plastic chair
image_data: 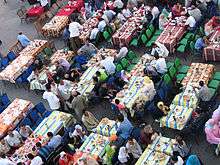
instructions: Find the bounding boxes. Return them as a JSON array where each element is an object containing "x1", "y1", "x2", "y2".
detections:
[
  {"x1": 163, "y1": 74, "x2": 171, "y2": 85},
  {"x1": 126, "y1": 64, "x2": 136, "y2": 72},
  {"x1": 141, "y1": 34, "x2": 148, "y2": 44},
  {"x1": 145, "y1": 29, "x2": 152, "y2": 39},
  {"x1": 1, "y1": 93, "x2": 10, "y2": 106},
  {"x1": 174, "y1": 58, "x2": 181, "y2": 69},
  {"x1": 103, "y1": 31, "x2": 110, "y2": 40},
  {"x1": 0, "y1": 106, "x2": 5, "y2": 113},
  {"x1": 44, "y1": 48, "x2": 53, "y2": 57},
  {"x1": 184, "y1": 33, "x2": 194, "y2": 40},
  {"x1": 1, "y1": 57, "x2": 9, "y2": 68},
  {"x1": 176, "y1": 73, "x2": 186, "y2": 82},
  {"x1": 177, "y1": 45, "x2": 186, "y2": 53},
  {"x1": 169, "y1": 66, "x2": 177, "y2": 79},
  {"x1": 116, "y1": 64, "x2": 123, "y2": 72},
  {"x1": 208, "y1": 80, "x2": 220, "y2": 89},
  {"x1": 178, "y1": 65, "x2": 189, "y2": 74},
  {"x1": 126, "y1": 51, "x2": 137, "y2": 60},
  {"x1": 166, "y1": 61, "x2": 174, "y2": 69},
  {"x1": 148, "y1": 24, "x2": 155, "y2": 33},
  {"x1": 213, "y1": 72, "x2": 220, "y2": 81},
  {"x1": 20, "y1": 117, "x2": 33, "y2": 128},
  {"x1": 179, "y1": 38, "x2": 189, "y2": 46},
  {"x1": 154, "y1": 29, "x2": 163, "y2": 36},
  {"x1": 129, "y1": 38, "x2": 138, "y2": 47},
  {"x1": 29, "y1": 109, "x2": 40, "y2": 123},
  {"x1": 120, "y1": 58, "x2": 129, "y2": 68},
  {"x1": 7, "y1": 51, "x2": 16, "y2": 61},
  {"x1": 35, "y1": 102, "x2": 46, "y2": 115},
  {"x1": 44, "y1": 111, "x2": 52, "y2": 117}
]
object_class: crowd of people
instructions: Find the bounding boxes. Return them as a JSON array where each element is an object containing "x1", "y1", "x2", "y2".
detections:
[{"x1": 0, "y1": 0, "x2": 219, "y2": 164}]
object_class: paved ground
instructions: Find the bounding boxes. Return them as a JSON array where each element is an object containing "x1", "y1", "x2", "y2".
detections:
[{"x1": 0, "y1": 1, "x2": 220, "y2": 164}]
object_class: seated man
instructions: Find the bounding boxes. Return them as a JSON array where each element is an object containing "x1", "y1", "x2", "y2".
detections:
[
  {"x1": 36, "y1": 142, "x2": 54, "y2": 162},
  {"x1": 17, "y1": 32, "x2": 31, "y2": 48},
  {"x1": 185, "y1": 14, "x2": 196, "y2": 31},
  {"x1": 4, "y1": 130, "x2": 23, "y2": 149},
  {"x1": 19, "y1": 124, "x2": 33, "y2": 140},
  {"x1": 27, "y1": 153, "x2": 43, "y2": 165},
  {"x1": 194, "y1": 36, "x2": 209, "y2": 55},
  {"x1": 0, "y1": 139, "x2": 10, "y2": 156},
  {"x1": 116, "y1": 45, "x2": 128, "y2": 61},
  {"x1": 47, "y1": 132, "x2": 62, "y2": 149},
  {"x1": 100, "y1": 56, "x2": 116, "y2": 75},
  {"x1": 104, "y1": 7, "x2": 116, "y2": 22},
  {"x1": 78, "y1": 40, "x2": 98, "y2": 58},
  {"x1": 151, "y1": 54, "x2": 167, "y2": 75},
  {"x1": 151, "y1": 43, "x2": 168, "y2": 57},
  {"x1": 96, "y1": 69, "x2": 108, "y2": 82}
]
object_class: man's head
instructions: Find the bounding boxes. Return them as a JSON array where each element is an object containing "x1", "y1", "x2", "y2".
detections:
[
  {"x1": 47, "y1": 132, "x2": 54, "y2": 139},
  {"x1": 19, "y1": 124, "x2": 26, "y2": 131},
  {"x1": 71, "y1": 90, "x2": 78, "y2": 97},
  {"x1": 199, "y1": 81, "x2": 204, "y2": 87},
  {"x1": 115, "y1": 99, "x2": 120, "y2": 105},
  {"x1": 45, "y1": 83, "x2": 51, "y2": 91},
  {"x1": 27, "y1": 153, "x2": 35, "y2": 160},
  {"x1": 8, "y1": 130, "x2": 14, "y2": 137},
  {"x1": 170, "y1": 156, "x2": 178, "y2": 163},
  {"x1": 154, "y1": 53, "x2": 159, "y2": 59},
  {"x1": 144, "y1": 125, "x2": 153, "y2": 134},
  {"x1": 36, "y1": 142, "x2": 42, "y2": 149},
  {"x1": 116, "y1": 113, "x2": 124, "y2": 122},
  {"x1": 84, "y1": 111, "x2": 90, "y2": 117},
  {"x1": 93, "y1": 76, "x2": 99, "y2": 83},
  {"x1": 96, "y1": 71, "x2": 101, "y2": 76},
  {"x1": 128, "y1": 137, "x2": 134, "y2": 145},
  {"x1": 18, "y1": 32, "x2": 23, "y2": 35}
]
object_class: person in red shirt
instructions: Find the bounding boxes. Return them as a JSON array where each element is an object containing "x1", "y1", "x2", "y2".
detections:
[{"x1": 59, "y1": 151, "x2": 74, "y2": 165}]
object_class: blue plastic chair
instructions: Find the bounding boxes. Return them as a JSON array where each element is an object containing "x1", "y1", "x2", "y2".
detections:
[
  {"x1": 1, "y1": 94, "x2": 10, "y2": 107},
  {"x1": 29, "y1": 109, "x2": 40, "y2": 123},
  {"x1": 35, "y1": 102, "x2": 46, "y2": 115},
  {"x1": 44, "y1": 111, "x2": 52, "y2": 117},
  {"x1": 7, "y1": 51, "x2": 16, "y2": 61},
  {"x1": 20, "y1": 117, "x2": 33, "y2": 128},
  {"x1": 1, "y1": 57, "x2": 9, "y2": 68},
  {"x1": 0, "y1": 106, "x2": 5, "y2": 113}
]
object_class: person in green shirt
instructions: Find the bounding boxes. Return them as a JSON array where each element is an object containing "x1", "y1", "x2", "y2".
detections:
[
  {"x1": 96, "y1": 69, "x2": 108, "y2": 82},
  {"x1": 103, "y1": 144, "x2": 116, "y2": 165}
]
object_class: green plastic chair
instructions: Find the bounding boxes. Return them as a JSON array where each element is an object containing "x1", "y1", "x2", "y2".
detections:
[
  {"x1": 146, "y1": 36, "x2": 158, "y2": 47},
  {"x1": 208, "y1": 80, "x2": 220, "y2": 89},
  {"x1": 178, "y1": 65, "x2": 189, "y2": 74},
  {"x1": 126, "y1": 51, "x2": 137, "y2": 60},
  {"x1": 174, "y1": 58, "x2": 181, "y2": 69},
  {"x1": 149, "y1": 24, "x2": 155, "y2": 33},
  {"x1": 106, "y1": 26, "x2": 113, "y2": 34},
  {"x1": 176, "y1": 73, "x2": 186, "y2": 82},
  {"x1": 44, "y1": 47, "x2": 53, "y2": 56},
  {"x1": 116, "y1": 64, "x2": 123, "y2": 72},
  {"x1": 131, "y1": 57, "x2": 140, "y2": 64},
  {"x1": 163, "y1": 74, "x2": 172, "y2": 85},
  {"x1": 179, "y1": 38, "x2": 188, "y2": 46},
  {"x1": 126, "y1": 64, "x2": 136, "y2": 72},
  {"x1": 120, "y1": 58, "x2": 129, "y2": 68},
  {"x1": 209, "y1": 87, "x2": 217, "y2": 99},
  {"x1": 194, "y1": 35, "x2": 200, "y2": 42},
  {"x1": 154, "y1": 29, "x2": 163, "y2": 36},
  {"x1": 189, "y1": 41, "x2": 195, "y2": 50},
  {"x1": 145, "y1": 29, "x2": 152, "y2": 39},
  {"x1": 184, "y1": 33, "x2": 194, "y2": 40},
  {"x1": 167, "y1": 61, "x2": 174, "y2": 69},
  {"x1": 213, "y1": 72, "x2": 220, "y2": 81},
  {"x1": 129, "y1": 38, "x2": 138, "y2": 47},
  {"x1": 177, "y1": 45, "x2": 186, "y2": 53},
  {"x1": 169, "y1": 66, "x2": 177, "y2": 79},
  {"x1": 141, "y1": 34, "x2": 148, "y2": 44},
  {"x1": 103, "y1": 31, "x2": 110, "y2": 40}
]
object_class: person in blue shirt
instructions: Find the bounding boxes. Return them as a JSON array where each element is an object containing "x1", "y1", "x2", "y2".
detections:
[
  {"x1": 194, "y1": 36, "x2": 209, "y2": 55},
  {"x1": 17, "y1": 32, "x2": 31, "y2": 48},
  {"x1": 47, "y1": 132, "x2": 62, "y2": 149},
  {"x1": 116, "y1": 113, "x2": 133, "y2": 140},
  {"x1": 36, "y1": 142, "x2": 54, "y2": 162}
]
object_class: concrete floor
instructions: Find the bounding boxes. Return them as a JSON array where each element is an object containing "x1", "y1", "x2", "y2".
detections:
[{"x1": 0, "y1": 1, "x2": 220, "y2": 164}]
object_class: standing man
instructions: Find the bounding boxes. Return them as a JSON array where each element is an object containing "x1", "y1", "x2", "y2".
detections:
[
  {"x1": 69, "y1": 21, "x2": 83, "y2": 53},
  {"x1": 17, "y1": 32, "x2": 31, "y2": 48}
]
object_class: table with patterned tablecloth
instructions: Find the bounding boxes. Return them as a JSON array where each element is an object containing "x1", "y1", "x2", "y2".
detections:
[
  {"x1": 156, "y1": 16, "x2": 186, "y2": 53},
  {"x1": 92, "y1": 118, "x2": 119, "y2": 137},
  {"x1": 181, "y1": 63, "x2": 214, "y2": 88},
  {"x1": 0, "y1": 40, "x2": 48, "y2": 83},
  {"x1": 160, "y1": 104, "x2": 194, "y2": 130},
  {"x1": 113, "y1": 76, "x2": 155, "y2": 117},
  {"x1": 203, "y1": 30, "x2": 220, "y2": 61},
  {"x1": 0, "y1": 99, "x2": 33, "y2": 138},
  {"x1": 27, "y1": 6, "x2": 44, "y2": 17},
  {"x1": 79, "y1": 133, "x2": 109, "y2": 160},
  {"x1": 135, "y1": 148, "x2": 170, "y2": 165},
  {"x1": 112, "y1": 7, "x2": 145, "y2": 46},
  {"x1": 33, "y1": 111, "x2": 74, "y2": 137}
]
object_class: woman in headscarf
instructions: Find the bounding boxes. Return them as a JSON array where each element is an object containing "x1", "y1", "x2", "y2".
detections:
[
  {"x1": 118, "y1": 146, "x2": 129, "y2": 164},
  {"x1": 82, "y1": 111, "x2": 99, "y2": 131},
  {"x1": 186, "y1": 155, "x2": 201, "y2": 165},
  {"x1": 59, "y1": 59, "x2": 71, "y2": 72}
]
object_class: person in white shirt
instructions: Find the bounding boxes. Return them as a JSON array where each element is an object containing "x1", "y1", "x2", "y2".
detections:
[
  {"x1": 116, "y1": 45, "x2": 128, "y2": 60},
  {"x1": 118, "y1": 146, "x2": 129, "y2": 164},
  {"x1": 43, "y1": 83, "x2": 60, "y2": 111},
  {"x1": 152, "y1": 54, "x2": 167, "y2": 75},
  {"x1": 104, "y1": 7, "x2": 116, "y2": 22},
  {"x1": 114, "y1": 0, "x2": 124, "y2": 9},
  {"x1": 47, "y1": 132, "x2": 62, "y2": 149},
  {"x1": 98, "y1": 18, "x2": 107, "y2": 32},
  {"x1": 0, "y1": 155, "x2": 15, "y2": 165},
  {"x1": 4, "y1": 130, "x2": 22, "y2": 149},
  {"x1": 122, "y1": 8, "x2": 132, "y2": 18},
  {"x1": 170, "y1": 151, "x2": 184, "y2": 165},
  {"x1": 100, "y1": 56, "x2": 116, "y2": 75},
  {"x1": 58, "y1": 79, "x2": 72, "y2": 101},
  {"x1": 151, "y1": 6, "x2": 160, "y2": 21},
  {"x1": 117, "y1": 12, "x2": 126, "y2": 24},
  {"x1": 27, "y1": 153, "x2": 43, "y2": 165},
  {"x1": 188, "y1": 5, "x2": 202, "y2": 22},
  {"x1": 151, "y1": 43, "x2": 169, "y2": 58},
  {"x1": 38, "y1": 0, "x2": 49, "y2": 10},
  {"x1": 126, "y1": 138, "x2": 142, "y2": 159},
  {"x1": 69, "y1": 21, "x2": 83, "y2": 52},
  {"x1": 90, "y1": 28, "x2": 99, "y2": 41},
  {"x1": 185, "y1": 14, "x2": 196, "y2": 31},
  {"x1": 19, "y1": 124, "x2": 33, "y2": 139}
]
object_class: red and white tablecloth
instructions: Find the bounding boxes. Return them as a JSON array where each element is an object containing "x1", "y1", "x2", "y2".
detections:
[
  {"x1": 112, "y1": 7, "x2": 145, "y2": 46},
  {"x1": 203, "y1": 30, "x2": 220, "y2": 61},
  {"x1": 0, "y1": 99, "x2": 33, "y2": 138},
  {"x1": 156, "y1": 23, "x2": 186, "y2": 53},
  {"x1": 56, "y1": 0, "x2": 84, "y2": 16},
  {"x1": 27, "y1": 6, "x2": 44, "y2": 17}
]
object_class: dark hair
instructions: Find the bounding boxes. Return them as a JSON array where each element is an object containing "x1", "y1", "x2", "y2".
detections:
[
  {"x1": 115, "y1": 99, "x2": 120, "y2": 104},
  {"x1": 186, "y1": 13, "x2": 190, "y2": 17},
  {"x1": 47, "y1": 132, "x2": 54, "y2": 137},
  {"x1": 36, "y1": 142, "x2": 42, "y2": 148},
  {"x1": 154, "y1": 54, "x2": 159, "y2": 59},
  {"x1": 96, "y1": 71, "x2": 101, "y2": 76},
  {"x1": 171, "y1": 155, "x2": 178, "y2": 162},
  {"x1": 18, "y1": 32, "x2": 22, "y2": 35},
  {"x1": 17, "y1": 162, "x2": 24, "y2": 165},
  {"x1": 106, "y1": 6, "x2": 110, "y2": 10},
  {"x1": 93, "y1": 76, "x2": 99, "y2": 82},
  {"x1": 19, "y1": 124, "x2": 25, "y2": 128},
  {"x1": 199, "y1": 81, "x2": 204, "y2": 87},
  {"x1": 117, "y1": 113, "x2": 124, "y2": 122},
  {"x1": 27, "y1": 153, "x2": 34, "y2": 160},
  {"x1": 128, "y1": 137, "x2": 134, "y2": 141},
  {"x1": 45, "y1": 83, "x2": 51, "y2": 91},
  {"x1": 173, "y1": 151, "x2": 180, "y2": 157}
]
